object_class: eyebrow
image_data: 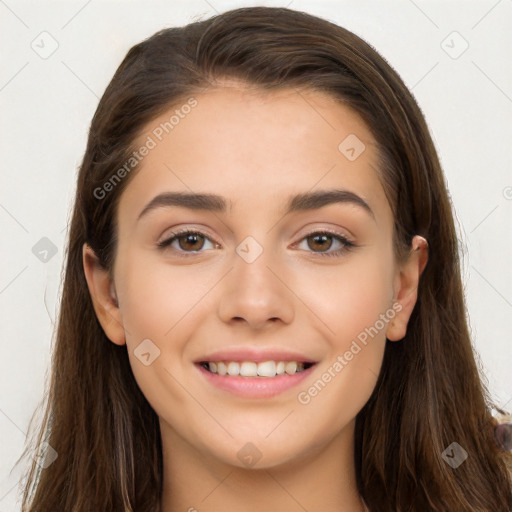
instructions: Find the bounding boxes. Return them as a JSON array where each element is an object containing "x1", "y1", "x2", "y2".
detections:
[{"x1": 136, "y1": 189, "x2": 375, "y2": 221}]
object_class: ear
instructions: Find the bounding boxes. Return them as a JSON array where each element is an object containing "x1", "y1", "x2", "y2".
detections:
[
  {"x1": 385, "y1": 235, "x2": 429, "y2": 342},
  {"x1": 82, "y1": 243, "x2": 126, "y2": 346}
]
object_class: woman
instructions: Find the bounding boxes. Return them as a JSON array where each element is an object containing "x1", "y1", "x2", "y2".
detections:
[{"x1": 18, "y1": 6, "x2": 512, "y2": 511}]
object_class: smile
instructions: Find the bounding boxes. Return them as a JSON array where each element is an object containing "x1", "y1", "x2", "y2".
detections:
[{"x1": 195, "y1": 360, "x2": 317, "y2": 399}]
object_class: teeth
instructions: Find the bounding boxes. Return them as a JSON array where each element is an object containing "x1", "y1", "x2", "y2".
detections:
[
  {"x1": 217, "y1": 361, "x2": 227, "y2": 376},
  {"x1": 240, "y1": 361, "x2": 258, "y2": 377},
  {"x1": 257, "y1": 360, "x2": 276, "y2": 377},
  {"x1": 206, "y1": 360, "x2": 310, "y2": 377},
  {"x1": 227, "y1": 362, "x2": 240, "y2": 375},
  {"x1": 285, "y1": 361, "x2": 297, "y2": 374}
]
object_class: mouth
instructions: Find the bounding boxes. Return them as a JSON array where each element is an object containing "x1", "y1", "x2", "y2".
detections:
[
  {"x1": 194, "y1": 360, "x2": 318, "y2": 399},
  {"x1": 197, "y1": 360, "x2": 316, "y2": 377}
]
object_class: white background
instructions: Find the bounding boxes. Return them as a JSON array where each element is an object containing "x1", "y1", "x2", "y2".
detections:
[{"x1": 1, "y1": 1, "x2": 511, "y2": 510}]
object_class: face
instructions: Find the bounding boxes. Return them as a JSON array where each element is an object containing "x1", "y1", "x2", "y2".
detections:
[{"x1": 84, "y1": 84, "x2": 425, "y2": 470}]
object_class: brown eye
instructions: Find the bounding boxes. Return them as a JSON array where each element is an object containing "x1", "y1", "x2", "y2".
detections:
[
  {"x1": 177, "y1": 233, "x2": 205, "y2": 251},
  {"x1": 157, "y1": 230, "x2": 217, "y2": 254},
  {"x1": 306, "y1": 233, "x2": 334, "y2": 252},
  {"x1": 295, "y1": 231, "x2": 355, "y2": 258}
]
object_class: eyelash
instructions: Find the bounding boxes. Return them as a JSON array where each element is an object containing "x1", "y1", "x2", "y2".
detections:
[{"x1": 157, "y1": 228, "x2": 356, "y2": 259}]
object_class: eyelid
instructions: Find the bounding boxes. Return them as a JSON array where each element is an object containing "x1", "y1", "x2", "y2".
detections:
[
  {"x1": 157, "y1": 225, "x2": 220, "y2": 245},
  {"x1": 292, "y1": 225, "x2": 355, "y2": 245}
]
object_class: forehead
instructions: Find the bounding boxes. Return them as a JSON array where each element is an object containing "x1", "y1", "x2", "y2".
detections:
[{"x1": 117, "y1": 86, "x2": 391, "y2": 229}]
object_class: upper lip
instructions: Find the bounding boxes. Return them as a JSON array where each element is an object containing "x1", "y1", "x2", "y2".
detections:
[{"x1": 195, "y1": 347, "x2": 318, "y2": 364}]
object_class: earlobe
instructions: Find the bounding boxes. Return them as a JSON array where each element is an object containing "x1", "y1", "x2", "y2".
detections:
[
  {"x1": 386, "y1": 236, "x2": 429, "y2": 342},
  {"x1": 82, "y1": 243, "x2": 126, "y2": 346}
]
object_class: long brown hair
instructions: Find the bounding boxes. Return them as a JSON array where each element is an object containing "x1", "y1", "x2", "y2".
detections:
[{"x1": 16, "y1": 6, "x2": 512, "y2": 511}]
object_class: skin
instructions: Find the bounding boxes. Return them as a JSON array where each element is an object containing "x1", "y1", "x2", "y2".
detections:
[{"x1": 83, "y1": 84, "x2": 428, "y2": 512}]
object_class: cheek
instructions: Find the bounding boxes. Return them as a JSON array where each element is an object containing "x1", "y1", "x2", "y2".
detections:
[
  {"x1": 294, "y1": 254, "x2": 393, "y2": 432},
  {"x1": 116, "y1": 250, "x2": 206, "y2": 339},
  {"x1": 113, "y1": 253, "x2": 204, "y2": 410},
  {"x1": 293, "y1": 249, "x2": 395, "y2": 346}
]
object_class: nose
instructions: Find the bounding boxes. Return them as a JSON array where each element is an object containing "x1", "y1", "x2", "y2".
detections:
[{"x1": 217, "y1": 247, "x2": 295, "y2": 330}]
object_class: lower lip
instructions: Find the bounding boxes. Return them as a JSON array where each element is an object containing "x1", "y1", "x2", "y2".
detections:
[{"x1": 195, "y1": 363, "x2": 316, "y2": 399}]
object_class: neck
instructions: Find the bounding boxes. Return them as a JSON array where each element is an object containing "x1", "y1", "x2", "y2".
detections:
[{"x1": 159, "y1": 419, "x2": 366, "y2": 512}]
